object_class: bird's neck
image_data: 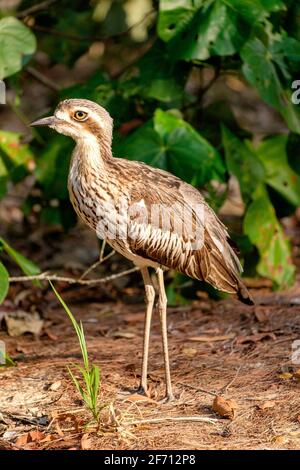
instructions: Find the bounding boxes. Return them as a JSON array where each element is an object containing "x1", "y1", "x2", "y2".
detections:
[{"x1": 70, "y1": 133, "x2": 113, "y2": 179}]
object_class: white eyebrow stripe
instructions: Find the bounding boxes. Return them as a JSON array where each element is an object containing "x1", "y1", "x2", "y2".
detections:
[{"x1": 55, "y1": 107, "x2": 104, "y2": 129}]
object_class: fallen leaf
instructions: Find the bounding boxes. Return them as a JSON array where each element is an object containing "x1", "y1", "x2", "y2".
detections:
[
  {"x1": 293, "y1": 369, "x2": 300, "y2": 380},
  {"x1": 28, "y1": 431, "x2": 45, "y2": 442},
  {"x1": 16, "y1": 434, "x2": 30, "y2": 446},
  {"x1": 278, "y1": 372, "x2": 293, "y2": 380},
  {"x1": 49, "y1": 380, "x2": 62, "y2": 391},
  {"x1": 4, "y1": 311, "x2": 43, "y2": 337},
  {"x1": 182, "y1": 347, "x2": 197, "y2": 357},
  {"x1": 40, "y1": 434, "x2": 56, "y2": 442},
  {"x1": 81, "y1": 433, "x2": 93, "y2": 450},
  {"x1": 273, "y1": 435, "x2": 289, "y2": 445},
  {"x1": 212, "y1": 396, "x2": 237, "y2": 420},
  {"x1": 188, "y1": 334, "x2": 235, "y2": 342},
  {"x1": 236, "y1": 332, "x2": 276, "y2": 344},
  {"x1": 16, "y1": 430, "x2": 45, "y2": 446},
  {"x1": 258, "y1": 400, "x2": 276, "y2": 410}
]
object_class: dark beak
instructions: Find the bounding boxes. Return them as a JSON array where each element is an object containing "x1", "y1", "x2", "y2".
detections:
[{"x1": 30, "y1": 116, "x2": 56, "y2": 127}]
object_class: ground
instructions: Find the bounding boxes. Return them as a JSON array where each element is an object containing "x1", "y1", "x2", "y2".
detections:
[{"x1": 1, "y1": 277, "x2": 300, "y2": 450}]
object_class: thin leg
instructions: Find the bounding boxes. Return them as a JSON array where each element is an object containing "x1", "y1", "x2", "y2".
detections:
[
  {"x1": 156, "y1": 267, "x2": 174, "y2": 402},
  {"x1": 138, "y1": 267, "x2": 155, "y2": 395}
]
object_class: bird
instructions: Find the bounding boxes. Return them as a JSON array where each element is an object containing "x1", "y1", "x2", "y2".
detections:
[{"x1": 31, "y1": 98, "x2": 254, "y2": 402}]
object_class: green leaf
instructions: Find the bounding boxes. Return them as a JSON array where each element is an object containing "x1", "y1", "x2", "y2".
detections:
[
  {"x1": 154, "y1": 109, "x2": 225, "y2": 184},
  {"x1": 0, "y1": 130, "x2": 33, "y2": 198},
  {"x1": 0, "y1": 238, "x2": 40, "y2": 277},
  {"x1": 115, "y1": 110, "x2": 225, "y2": 186},
  {"x1": 158, "y1": 0, "x2": 202, "y2": 42},
  {"x1": 0, "y1": 17, "x2": 36, "y2": 79},
  {"x1": 241, "y1": 37, "x2": 300, "y2": 133},
  {"x1": 221, "y1": 126, "x2": 265, "y2": 203},
  {"x1": 255, "y1": 135, "x2": 300, "y2": 206},
  {"x1": 0, "y1": 261, "x2": 9, "y2": 304},
  {"x1": 158, "y1": 0, "x2": 285, "y2": 60},
  {"x1": 114, "y1": 121, "x2": 167, "y2": 169},
  {"x1": 244, "y1": 189, "x2": 295, "y2": 288}
]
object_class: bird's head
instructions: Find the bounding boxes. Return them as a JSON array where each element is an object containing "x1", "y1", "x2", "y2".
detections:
[{"x1": 30, "y1": 99, "x2": 113, "y2": 144}]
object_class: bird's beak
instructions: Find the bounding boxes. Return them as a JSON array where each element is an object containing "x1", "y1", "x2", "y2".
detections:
[{"x1": 30, "y1": 116, "x2": 57, "y2": 127}]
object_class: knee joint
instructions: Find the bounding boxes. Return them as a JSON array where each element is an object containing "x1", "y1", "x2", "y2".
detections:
[{"x1": 145, "y1": 285, "x2": 155, "y2": 303}]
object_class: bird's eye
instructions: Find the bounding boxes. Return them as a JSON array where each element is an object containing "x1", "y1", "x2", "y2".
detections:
[{"x1": 73, "y1": 110, "x2": 88, "y2": 121}]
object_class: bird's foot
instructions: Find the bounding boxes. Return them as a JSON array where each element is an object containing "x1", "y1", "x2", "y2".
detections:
[
  {"x1": 136, "y1": 384, "x2": 150, "y2": 397},
  {"x1": 159, "y1": 392, "x2": 175, "y2": 404}
]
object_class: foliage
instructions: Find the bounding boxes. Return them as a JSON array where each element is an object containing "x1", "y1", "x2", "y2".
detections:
[
  {"x1": 0, "y1": 237, "x2": 40, "y2": 304},
  {"x1": 51, "y1": 282, "x2": 103, "y2": 421},
  {"x1": 0, "y1": 0, "x2": 300, "y2": 293}
]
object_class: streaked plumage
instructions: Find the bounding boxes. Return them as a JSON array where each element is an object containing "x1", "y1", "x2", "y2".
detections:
[{"x1": 31, "y1": 98, "x2": 254, "y2": 401}]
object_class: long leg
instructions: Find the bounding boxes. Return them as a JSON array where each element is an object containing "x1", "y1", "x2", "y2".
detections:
[
  {"x1": 156, "y1": 267, "x2": 174, "y2": 401},
  {"x1": 138, "y1": 267, "x2": 155, "y2": 395}
]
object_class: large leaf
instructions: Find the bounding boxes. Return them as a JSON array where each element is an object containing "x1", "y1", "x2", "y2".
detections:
[
  {"x1": 0, "y1": 130, "x2": 33, "y2": 198},
  {"x1": 0, "y1": 238, "x2": 40, "y2": 277},
  {"x1": 0, "y1": 17, "x2": 36, "y2": 79},
  {"x1": 115, "y1": 110, "x2": 225, "y2": 186},
  {"x1": 154, "y1": 109, "x2": 225, "y2": 184},
  {"x1": 255, "y1": 135, "x2": 300, "y2": 206},
  {"x1": 158, "y1": 0, "x2": 285, "y2": 60},
  {"x1": 0, "y1": 261, "x2": 9, "y2": 304},
  {"x1": 222, "y1": 126, "x2": 265, "y2": 203},
  {"x1": 241, "y1": 36, "x2": 300, "y2": 133},
  {"x1": 244, "y1": 189, "x2": 295, "y2": 288},
  {"x1": 114, "y1": 120, "x2": 167, "y2": 169}
]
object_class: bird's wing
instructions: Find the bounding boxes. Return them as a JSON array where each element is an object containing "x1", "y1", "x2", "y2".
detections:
[{"x1": 117, "y1": 160, "x2": 244, "y2": 296}]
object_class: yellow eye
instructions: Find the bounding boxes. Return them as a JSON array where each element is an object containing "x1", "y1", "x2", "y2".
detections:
[{"x1": 74, "y1": 110, "x2": 88, "y2": 121}]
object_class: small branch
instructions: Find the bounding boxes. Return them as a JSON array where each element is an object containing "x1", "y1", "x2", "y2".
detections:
[
  {"x1": 26, "y1": 66, "x2": 61, "y2": 92},
  {"x1": 9, "y1": 267, "x2": 139, "y2": 285},
  {"x1": 30, "y1": 9, "x2": 156, "y2": 43},
  {"x1": 79, "y1": 247, "x2": 115, "y2": 280},
  {"x1": 221, "y1": 365, "x2": 242, "y2": 394},
  {"x1": 17, "y1": 0, "x2": 58, "y2": 18},
  {"x1": 182, "y1": 66, "x2": 221, "y2": 112},
  {"x1": 176, "y1": 381, "x2": 217, "y2": 397},
  {"x1": 124, "y1": 416, "x2": 220, "y2": 426}
]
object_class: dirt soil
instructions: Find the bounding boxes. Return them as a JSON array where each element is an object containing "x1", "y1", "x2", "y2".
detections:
[{"x1": 1, "y1": 284, "x2": 300, "y2": 450}]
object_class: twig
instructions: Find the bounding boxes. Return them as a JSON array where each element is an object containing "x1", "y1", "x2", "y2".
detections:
[
  {"x1": 17, "y1": 0, "x2": 58, "y2": 18},
  {"x1": 124, "y1": 416, "x2": 220, "y2": 426},
  {"x1": 221, "y1": 365, "x2": 242, "y2": 394},
  {"x1": 26, "y1": 66, "x2": 61, "y2": 92},
  {"x1": 176, "y1": 381, "x2": 217, "y2": 397},
  {"x1": 30, "y1": 9, "x2": 155, "y2": 43},
  {"x1": 79, "y1": 247, "x2": 115, "y2": 280},
  {"x1": 9, "y1": 267, "x2": 139, "y2": 285}
]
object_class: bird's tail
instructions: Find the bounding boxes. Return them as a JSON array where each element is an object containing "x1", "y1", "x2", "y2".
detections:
[{"x1": 236, "y1": 278, "x2": 254, "y2": 305}]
